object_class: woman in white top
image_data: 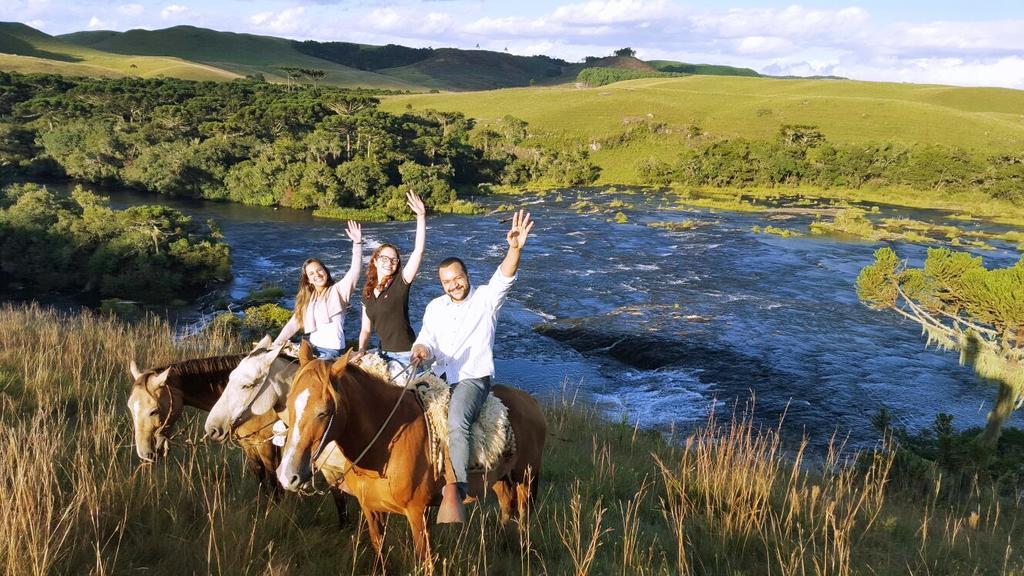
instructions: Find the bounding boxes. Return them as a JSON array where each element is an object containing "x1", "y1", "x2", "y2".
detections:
[{"x1": 273, "y1": 220, "x2": 362, "y2": 359}]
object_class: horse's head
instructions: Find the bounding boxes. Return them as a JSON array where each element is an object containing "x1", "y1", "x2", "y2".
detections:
[
  {"x1": 204, "y1": 335, "x2": 287, "y2": 442},
  {"x1": 127, "y1": 360, "x2": 182, "y2": 462},
  {"x1": 277, "y1": 341, "x2": 351, "y2": 492}
]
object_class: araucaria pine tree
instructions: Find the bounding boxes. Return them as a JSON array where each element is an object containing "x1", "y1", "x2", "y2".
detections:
[{"x1": 857, "y1": 247, "x2": 1024, "y2": 448}]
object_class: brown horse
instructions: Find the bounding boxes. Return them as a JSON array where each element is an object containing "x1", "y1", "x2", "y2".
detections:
[
  {"x1": 128, "y1": 355, "x2": 280, "y2": 491},
  {"x1": 276, "y1": 342, "x2": 546, "y2": 568}
]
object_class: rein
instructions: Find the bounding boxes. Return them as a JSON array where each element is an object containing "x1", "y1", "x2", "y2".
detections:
[{"x1": 302, "y1": 358, "x2": 433, "y2": 495}]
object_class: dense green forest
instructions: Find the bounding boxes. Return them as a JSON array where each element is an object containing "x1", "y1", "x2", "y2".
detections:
[
  {"x1": 576, "y1": 66, "x2": 684, "y2": 87},
  {"x1": 634, "y1": 124, "x2": 1024, "y2": 204},
  {"x1": 0, "y1": 182, "x2": 229, "y2": 302},
  {"x1": 0, "y1": 72, "x2": 602, "y2": 216}
]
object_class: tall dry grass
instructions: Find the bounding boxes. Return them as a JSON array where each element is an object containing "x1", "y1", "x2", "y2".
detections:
[{"x1": 0, "y1": 302, "x2": 1021, "y2": 575}]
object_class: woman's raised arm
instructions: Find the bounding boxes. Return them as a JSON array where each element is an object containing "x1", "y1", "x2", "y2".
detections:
[
  {"x1": 402, "y1": 190, "x2": 426, "y2": 284},
  {"x1": 341, "y1": 220, "x2": 363, "y2": 292}
]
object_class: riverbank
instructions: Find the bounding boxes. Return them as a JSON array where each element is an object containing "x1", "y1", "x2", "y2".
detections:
[
  {"x1": 491, "y1": 182, "x2": 1024, "y2": 228},
  {"x1": 1, "y1": 302, "x2": 1019, "y2": 574}
]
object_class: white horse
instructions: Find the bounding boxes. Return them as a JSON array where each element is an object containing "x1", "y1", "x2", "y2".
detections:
[{"x1": 204, "y1": 336, "x2": 352, "y2": 524}]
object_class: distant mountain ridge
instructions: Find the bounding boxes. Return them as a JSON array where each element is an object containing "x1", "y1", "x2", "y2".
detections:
[{"x1": 1, "y1": 21, "x2": 794, "y2": 90}]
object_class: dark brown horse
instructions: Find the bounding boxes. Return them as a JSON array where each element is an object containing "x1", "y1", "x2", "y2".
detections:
[
  {"x1": 128, "y1": 354, "x2": 280, "y2": 490},
  {"x1": 276, "y1": 343, "x2": 546, "y2": 568}
]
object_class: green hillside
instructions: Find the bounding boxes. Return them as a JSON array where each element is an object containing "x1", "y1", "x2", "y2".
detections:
[
  {"x1": 380, "y1": 75, "x2": 1024, "y2": 184},
  {"x1": 648, "y1": 59, "x2": 760, "y2": 77},
  {"x1": 59, "y1": 26, "x2": 420, "y2": 89},
  {"x1": 0, "y1": 22, "x2": 238, "y2": 80},
  {"x1": 7, "y1": 22, "x2": 772, "y2": 91}
]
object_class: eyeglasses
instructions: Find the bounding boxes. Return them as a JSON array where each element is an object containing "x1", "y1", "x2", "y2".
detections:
[{"x1": 376, "y1": 255, "x2": 399, "y2": 265}]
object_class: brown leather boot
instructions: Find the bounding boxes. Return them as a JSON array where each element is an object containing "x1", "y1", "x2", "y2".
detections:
[{"x1": 436, "y1": 483, "x2": 467, "y2": 524}]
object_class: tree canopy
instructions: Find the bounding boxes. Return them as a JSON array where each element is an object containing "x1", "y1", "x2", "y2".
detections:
[
  {"x1": 0, "y1": 183, "x2": 230, "y2": 303},
  {"x1": 857, "y1": 247, "x2": 1024, "y2": 447},
  {"x1": 0, "y1": 71, "x2": 599, "y2": 216}
]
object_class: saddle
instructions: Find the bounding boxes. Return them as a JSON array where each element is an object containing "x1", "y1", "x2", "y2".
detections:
[{"x1": 355, "y1": 352, "x2": 516, "y2": 475}]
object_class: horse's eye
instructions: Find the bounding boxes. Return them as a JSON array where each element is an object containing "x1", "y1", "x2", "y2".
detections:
[
  {"x1": 240, "y1": 382, "x2": 254, "y2": 390},
  {"x1": 149, "y1": 409, "x2": 160, "y2": 417},
  {"x1": 317, "y1": 412, "x2": 328, "y2": 419}
]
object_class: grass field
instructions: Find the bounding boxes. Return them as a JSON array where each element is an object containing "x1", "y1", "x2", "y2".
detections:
[
  {"x1": 380, "y1": 75, "x2": 1024, "y2": 185},
  {"x1": 1, "y1": 302, "x2": 1022, "y2": 574}
]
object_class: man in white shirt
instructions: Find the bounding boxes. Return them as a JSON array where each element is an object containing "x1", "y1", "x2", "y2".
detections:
[{"x1": 411, "y1": 209, "x2": 534, "y2": 523}]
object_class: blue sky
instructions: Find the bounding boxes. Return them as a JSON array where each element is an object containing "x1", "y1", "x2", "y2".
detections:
[{"x1": 5, "y1": 0, "x2": 1024, "y2": 89}]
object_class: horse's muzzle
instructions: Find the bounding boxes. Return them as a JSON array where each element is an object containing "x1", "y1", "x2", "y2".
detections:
[{"x1": 205, "y1": 424, "x2": 229, "y2": 443}]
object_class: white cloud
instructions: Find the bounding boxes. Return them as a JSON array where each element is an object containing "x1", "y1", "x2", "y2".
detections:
[
  {"x1": 549, "y1": 0, "x2": 673, "y2": 26},
  {"x1": 888, "y1": 20, "x2": 1024, "y2": 55},
  {"x1": 835, "y1": 56, "x2": 1024, "y2": 89},
  {"x1": 117, "y1": 3, "x2": 144, "y2": 16},
  {"x1": 362, "y1": 6, "x2": 454, "y2": 36},
  {"x1": 87, "y1": 15, "x2": 105, "y2": 28},
  {"x1": 161, "y1": 4, "x2": 187, "y2": 20},
  {"x1": 365, "y1": 7, "x2": 403, "y2": 32},
  {"x1": 735, "y1": 36, "x2": 794, "y2": 56},
  {"x1": 249, "y1": 7, "x2": 306, "y2": 34},
  {"x1": 0, "y1": 0, "x2": 51, "y2": 22},
  {"x1": 463, "y1": 16, "x2": 558, "y2": 38},
  {"x1": 691, "y1": 5, "x2": 870, "y2": 41}
]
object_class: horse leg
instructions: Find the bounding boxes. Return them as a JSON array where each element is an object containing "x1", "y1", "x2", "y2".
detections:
[
  {"x1": 491, "y1": 478, "x2": 515, "y2": 525},
  {"x1": 329, "y1": 486, "x2": 349, "y2": 529},
  {"x1": 243, "y1": 443, "x2": 280, "y2": 498},
  {"x1": 514, "y1": 465, "x2": 539, "y2": 520},
  {"x1": 362, "y1": 508, "x2": 387, "y2": 564},
  {"x1": 405, "y1": 505, "x2": 433, "y2": 572}
]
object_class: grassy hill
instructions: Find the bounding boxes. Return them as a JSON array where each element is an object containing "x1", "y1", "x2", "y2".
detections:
[
  {"x1": 58, "y1": 26, "x2": 420, "y2": 89},
  {"x1": 377, "y1": 48, "x2": 570, "y2": 90},
  {"x1": 4, "y1": 22, "x2": 779, "y2": 91},
  {"x1": 380, "y1": 75, "x2": 1024, "y2": 184},
  {"x1": 0, "y1": 22, "x2": 239, "y2": 80}
]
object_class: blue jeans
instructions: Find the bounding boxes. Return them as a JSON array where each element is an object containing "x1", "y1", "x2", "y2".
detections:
[
  {"x1": 380, "y1": 350, "x2": 413, "y2": 380},
  {"x1": 448, "y1": 375, "x2": 491, "y2": 490},
  {"x1": 308, "y1": 341, "x2": 341, "y2": 360}
]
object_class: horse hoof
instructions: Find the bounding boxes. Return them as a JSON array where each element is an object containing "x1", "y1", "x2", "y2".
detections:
[{"x1": 437, "y1": 483, "x2": 467, "y2": 524}]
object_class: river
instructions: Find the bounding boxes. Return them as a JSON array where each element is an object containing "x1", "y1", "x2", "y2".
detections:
[{"x1": 85, "y1": 187, "x2": 1022, "y2": 449}]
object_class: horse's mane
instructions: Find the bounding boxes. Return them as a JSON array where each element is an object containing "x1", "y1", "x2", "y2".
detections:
[
  {"x1": 136, "y1": 354, "x2": 247, "y2": 395},
  {"x1": 154, "y1": 354, "x2": 246, "y2": 378},
  {"x1": 298, "y1": 358, "x2": 403, "y2": 410}
]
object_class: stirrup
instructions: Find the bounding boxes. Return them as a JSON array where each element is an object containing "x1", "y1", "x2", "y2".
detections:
[{"x1": 436, "y1": 483, "x2": 466, "y2": 524}]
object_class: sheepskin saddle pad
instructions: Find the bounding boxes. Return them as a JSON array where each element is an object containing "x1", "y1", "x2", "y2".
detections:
[{"x1": 356, "y1": 352, "x2": 515, "y2": 474}]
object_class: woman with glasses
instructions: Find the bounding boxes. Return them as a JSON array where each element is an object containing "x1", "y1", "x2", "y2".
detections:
[
  {"x1": 272, "y1": 220, "x2": 363, "y2": 359},
  {"x1": 354, "y1": 190, "x2": 426, "y2": 370}
]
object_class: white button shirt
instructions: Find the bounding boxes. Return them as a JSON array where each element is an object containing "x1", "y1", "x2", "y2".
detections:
[{"x1": 414, "y1": 268, "x2": 516, "y2": 383}]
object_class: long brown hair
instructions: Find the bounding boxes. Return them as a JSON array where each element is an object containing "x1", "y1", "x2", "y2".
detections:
[
  {"x1": 294, "y1": 258, "x2": 335, "y2": 329},
  {"x1": 363, "y1": 243, "x2": 401, "y2": 299}
]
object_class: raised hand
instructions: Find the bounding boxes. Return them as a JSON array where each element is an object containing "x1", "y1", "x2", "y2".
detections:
[
  {"x1": 346, "y1": 220, "x2": 362, "y2": 244},
  {"x1": 505, "y1": 209, "x2": 534, "y2": 251},
  {"x1": 407, "y1": 190, "x2": 426, "y2": 217}
]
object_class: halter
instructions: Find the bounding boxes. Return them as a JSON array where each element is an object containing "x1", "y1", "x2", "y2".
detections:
[
  {"x1": 301, "y1": 358, "x2": 434, "y2": 495},
  {"x1": 237, "y1": 350, "x2": 295, "y2": 428}
]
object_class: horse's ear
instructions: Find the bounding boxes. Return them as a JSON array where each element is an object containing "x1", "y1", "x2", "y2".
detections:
[
  {"x1": 254, "y1": 335, "x2": 273, "y2": 351},
  {"x1": 129, "y1": 360, "x2": 142, "y2": 380},
  {"x1": 330, "y1": 349, "x2": 352, "y2": 380},
  {"x1": 151, "y1": 368, "x2": 171, "y2": 388},
  {"x1": 298, "y1": 340, "x2": 315, "y2": 366}
]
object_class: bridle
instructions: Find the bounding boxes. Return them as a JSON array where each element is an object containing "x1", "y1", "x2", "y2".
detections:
[{"x1": 300, "y1": 358, "x2": 433, "y2": 495}]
